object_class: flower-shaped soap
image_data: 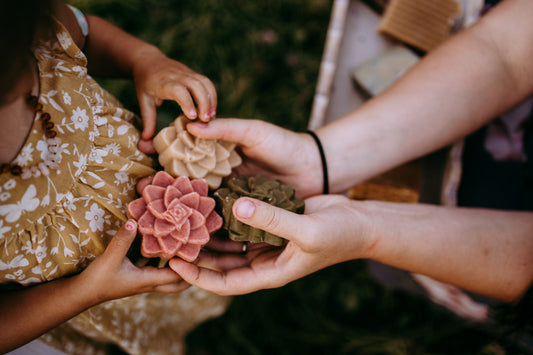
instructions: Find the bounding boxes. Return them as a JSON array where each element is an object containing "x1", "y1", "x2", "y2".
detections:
[
  {"x1": 127, "y1": 171, "x2": 223, "y2": 262},
  {"x1": 153, "y1": 115, "x2": 242, "y2": 189},
  {"x1": 214, "y1": 175, "x2": 305, "y2": 246}
]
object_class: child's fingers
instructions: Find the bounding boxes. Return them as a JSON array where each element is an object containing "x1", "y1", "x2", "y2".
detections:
[
  {"x1": 136, "y1": 176, "x2": 153, "y2": 195},
  {"x1": 137, "y1": 139, "x2": 156, "y2": 154},
  {"x1": 137, "y1": 265, "x2": 184, "y2": 287},
  {"x1": 153, "y1": 280, "x2": 191, "y2": 293},
  {"x1": 104, "y1": 220, "x2": 138, "y2": 260},
  {"x1": 198, "y1": 75, "x2": 217, "y2": 118},
  {"x1": 138, "y1": 94, "x2": 158, "y2": 141},
  {"x1": 185, "y1": 79, "x2": 215, "y2": 122},
  {"x1": 162, "y1": 82, "x2": 198, "y2": 120}
]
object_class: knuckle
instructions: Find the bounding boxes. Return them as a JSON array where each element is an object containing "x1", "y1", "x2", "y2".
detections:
[{"x1": 261, "y1": 208, "x2": 281, "y2": 233}]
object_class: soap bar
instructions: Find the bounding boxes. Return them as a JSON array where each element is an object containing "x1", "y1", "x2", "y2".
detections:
[
  {"x1": 153, "y1": 115, "x2": 242, "y2": 189},
  {"x1": 352, "y1": 45, "x2": 419, "y2": 96},
  {"x1": 378, "y1": 0, "x2": 461, "y2": 52},
  {"x1": 127, "y1": 171, "x2": 223, "y2": 262},
  {"x1": 213, "y1": 175, "x2": 305, "y2": 246},
  {"x1": 348, "y1": 161, "x2": 421, "y2": 203}
]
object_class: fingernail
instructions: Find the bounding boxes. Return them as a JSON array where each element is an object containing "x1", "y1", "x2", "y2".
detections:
[
  {"x1": 189, "y1": 110, "x2": 197, "y2": 117},
  {"x1": 235, "y1": 199, "x2": 255, "y2": 219},
  {"x1": 204, "y1": 112, "x2": 210, "y2": 120},
  {"x1": 210, "y1": 109, "x2": 216, "y2": 117},
  {"x1": 125, "y1": 220, "x2": 136, "y2": 230}
]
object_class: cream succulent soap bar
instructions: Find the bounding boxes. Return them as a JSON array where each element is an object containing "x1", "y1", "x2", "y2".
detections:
[{"x1": 153, "y1": 115, "x2": 242, "y2": 189}]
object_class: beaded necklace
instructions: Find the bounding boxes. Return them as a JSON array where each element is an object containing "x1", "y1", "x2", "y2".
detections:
[{"x1": 0, "y1": 93, "x2": 58, "y2": 177}]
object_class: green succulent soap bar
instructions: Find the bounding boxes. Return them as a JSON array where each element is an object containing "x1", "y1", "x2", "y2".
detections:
[{"x1": 214, "y1": 175, "x2": 305, "y2": 246}]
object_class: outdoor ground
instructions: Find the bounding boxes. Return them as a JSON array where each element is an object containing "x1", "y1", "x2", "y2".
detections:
[{"x1": 70, "y1": 0, "x2": 529, "y2": 353}]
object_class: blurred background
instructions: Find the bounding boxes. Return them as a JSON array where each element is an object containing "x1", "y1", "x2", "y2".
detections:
[{"x1": 68, "y1": 1, "x2": 526, "y2": 354}]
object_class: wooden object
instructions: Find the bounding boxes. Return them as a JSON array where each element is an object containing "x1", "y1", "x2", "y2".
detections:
[{"x1": 377, "y1": 0, "x2": 461, "y2": 52}]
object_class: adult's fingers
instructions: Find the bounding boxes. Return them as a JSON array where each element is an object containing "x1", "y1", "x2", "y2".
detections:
[
  {"x1": 205, "y1": 235, "x2": 248, "y2": 253},
  {"x1": 168, "y1": 252, "x2": 283, "y2": 296},
  {"x1": 232, "y1": 197, "x2": 308, "y2": 244},
  {"x1": 194, "y1": 250, "x2": 253, "y2": 271},
  {"x1": 186, "y1": 118, "x2": 275, "y2": 148}
]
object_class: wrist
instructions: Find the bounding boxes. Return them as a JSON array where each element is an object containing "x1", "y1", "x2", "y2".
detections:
[
  {"x1": 351, "y1": 200, "x2": 383, "y2": 260},
  {"x1": 69, "y1": 270, "x2": 107, "y2": 308},
  {"x1": 298, "y1": 132, "x2": 327, "y2": 197},
  {"x1": 305, "y1": 130, "x2": 329, "y2": 195},
  {"x1": 131, "y1": 44, "x2": 166, "y2": 79}
]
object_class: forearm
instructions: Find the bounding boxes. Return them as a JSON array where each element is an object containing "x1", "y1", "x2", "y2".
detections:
[
  {"x1": 85, "y1": 15, "x2": 164, "y2": 78},
  {"x1": 360, "y1": 201, "x2": 533, "y2": 301},
  {"x1": 318, "y1": 0, "x2": 533, "y2": 193},
  {"x1": 0, "y1": 274, "x2": 95, "y2": 353}
]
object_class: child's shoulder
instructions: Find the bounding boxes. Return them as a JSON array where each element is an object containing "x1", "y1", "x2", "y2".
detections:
[{"x1": 51, "y1": 1, "x2": 87, "y2": 52}]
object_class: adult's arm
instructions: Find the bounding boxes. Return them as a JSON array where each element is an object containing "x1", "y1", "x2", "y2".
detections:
[
  {"x1": 187, "y1": 0, "x2": 533, "y2": 198},
  {"x1": 170, "y1": 196, "x2": 533, "y2": 302},
  {"x1": 319, "y1": 0, "x2": 533, "y2": 193}
]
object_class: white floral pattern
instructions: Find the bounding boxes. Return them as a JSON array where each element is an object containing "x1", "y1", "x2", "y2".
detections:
[
  {"x1": 71, "y1": 107, "x2": 89, "y2": 130},
  {"x1": 0, "y1": 18, "x2": 228, "y2": 355}
]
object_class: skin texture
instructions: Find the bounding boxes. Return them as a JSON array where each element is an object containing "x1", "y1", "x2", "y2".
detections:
[
  {"x1": 83, "y1": 14, "x2": 217, "y2": 151},
  {"x1": 0, "y1": 1, "x2": 219, "y2": 352},
  {"x1": 168, "y1": 0, "x2": 533, "y2": 302}
]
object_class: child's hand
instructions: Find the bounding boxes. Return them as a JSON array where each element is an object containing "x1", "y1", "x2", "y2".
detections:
[
  {"x1": 80, "y1": 220, "x2": 189, "y2": 304},
  {"x1": 133, "y1": 49, "x2": 217, "y2": 147}
]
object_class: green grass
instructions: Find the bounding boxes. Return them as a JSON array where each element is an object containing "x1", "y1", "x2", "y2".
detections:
[
  {"x1": 70, "y1": 0, "x2": 328, "y2": 131},
  {"x1": 68, "y1": 1, "x2": 529, "y2": 354}
]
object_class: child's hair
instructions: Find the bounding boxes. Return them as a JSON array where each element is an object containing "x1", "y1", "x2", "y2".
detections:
[{"x1": 0, "y1": 0, "x2": 54, "y2": 103}]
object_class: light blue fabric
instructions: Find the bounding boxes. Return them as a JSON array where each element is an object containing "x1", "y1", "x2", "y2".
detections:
[{"x1": 67, "y1": 4, "x2": 89, "y2": 37}]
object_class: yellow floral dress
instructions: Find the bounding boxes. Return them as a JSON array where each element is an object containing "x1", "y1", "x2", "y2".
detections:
[{"x1": 0, "y1": 19, "x2": 229, "y2": 355}]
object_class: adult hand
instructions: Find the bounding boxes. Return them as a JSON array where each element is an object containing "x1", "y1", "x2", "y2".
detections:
[
  {"x1": 168, "y1": 194, "x2": 376, "y2": 295},
  {"x1": 187, "y1": 118, "x2": 324, "y2": 198},
  {"x1": 80, "y1": 219, "x2": 190, "y2": 305},
  {"x1": 134, "y1": 175, "x2": 249, "y2": 255}
]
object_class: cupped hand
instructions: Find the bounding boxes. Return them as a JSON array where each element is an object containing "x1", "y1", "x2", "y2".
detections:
[
  {"x1": 168, "y1": 194, "x2": 377, "y2": 295},
  {"x1": 186, "y1": 118, "x2": 324, "y2": 198},
  {"x1": 133, "y1": 49, "x2": 217, "y2": 146},
  {"x1": 80, "y1": 220, "x2": 190, "y2": 305}
]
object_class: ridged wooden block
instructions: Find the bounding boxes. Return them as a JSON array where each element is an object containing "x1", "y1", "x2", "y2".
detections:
[{"x1": 378, "y1": 0, "x2": 461, "y2": 52}]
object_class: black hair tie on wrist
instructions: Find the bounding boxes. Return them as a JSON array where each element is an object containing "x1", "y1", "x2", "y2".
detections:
[{"x1": 305, "y1": 130, "x2": 329, "y2": 194}]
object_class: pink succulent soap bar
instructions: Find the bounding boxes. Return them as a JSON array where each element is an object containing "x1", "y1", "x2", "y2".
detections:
[
  {"x1": 153, "y1": 115, "x2": 242, "y2": 189},
  {"x1": 127, "y1": 171, "x2": 223, "y2": 262}
]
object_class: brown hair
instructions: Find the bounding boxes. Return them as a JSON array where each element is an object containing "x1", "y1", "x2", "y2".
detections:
[{"x1": 0, "y1": 0, "x2": 54, "y2": 102}]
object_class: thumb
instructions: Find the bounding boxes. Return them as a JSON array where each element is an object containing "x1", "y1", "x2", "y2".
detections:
[
  {"x1": 187, "y1": 118, "x2": 272, "y2": 148},
  {"x1": 104, "y1": 219, "x2": 138, "y2": 259},
  {"x1": 232, "y1": 197, "x2": 305, "y2": 243}
]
